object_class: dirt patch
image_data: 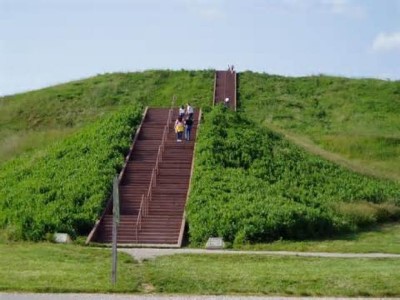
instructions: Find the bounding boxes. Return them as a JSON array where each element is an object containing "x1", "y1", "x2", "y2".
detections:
[{"x1": 141, "y1": 283, "x2": 156, "y2": 293}]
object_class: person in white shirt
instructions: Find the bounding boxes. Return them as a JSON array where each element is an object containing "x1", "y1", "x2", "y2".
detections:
[
  {"x1": 186, "y1": 103, "x2": 194, "y2": 119},
  {"x1": 224, "y1": 97, "x2": 230, "y2": 107},
  {"x1": 179, "y1": 105, "x2": 185, "y2": 118}
]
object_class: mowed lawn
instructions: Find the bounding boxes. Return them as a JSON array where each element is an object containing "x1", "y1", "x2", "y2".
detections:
[
  {"x1": 238, "y1": 222, "x2": 400, "y2": 254},
  {"x1": 0, "y1": 243, "x2": 140, "y2": 293},
  {"x1": 145, "y1": 254, "x2": 400, "y2": 297},
  {"x1": 1, "y1": 241, "x2": 400, "y2": 296}
]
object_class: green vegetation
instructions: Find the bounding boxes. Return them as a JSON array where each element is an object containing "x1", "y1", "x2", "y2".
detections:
[
  {"x1": 0, "y1": 70, "x2": 213, "y2": 165},
  {"x1": 0, "y1": 243, "x2": 140, "y2": 292},
  {"x1": 0, "y1": 70, "x2": 213, "y2": 241},
  {"x1": 144, "y1": 254, "x2": 400, "y2": 296},
  {"x1": 187, "y1": 106, "x2": 400, "y2": 245},
  {"x1": 1, "y1": 242, "x2": 400, "y2": 296},
  {"x1": 239, "y1": 222, "x2": 400, "y2": 254},
  {"x1": 2, "y1": 70, "x2": 400, "y2": 296},
  {"x1": 0, "y1": 106, "x2": 142, "y2": 240},
  {"x1": 2, "y1": 70, "x2": 400, "y2": 246},
  {"x1": 239, "y1": 72, "x2": 400, "y2": 181}
]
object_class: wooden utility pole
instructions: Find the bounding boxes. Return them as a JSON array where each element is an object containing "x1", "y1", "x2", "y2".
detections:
[{"x1": 111, "y1": 176, "x2": 120, "y2": 285}]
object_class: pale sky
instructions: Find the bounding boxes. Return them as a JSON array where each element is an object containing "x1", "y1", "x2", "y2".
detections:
[{"x1": 1, "y1": 0, "x2": 400, "y2": 96}]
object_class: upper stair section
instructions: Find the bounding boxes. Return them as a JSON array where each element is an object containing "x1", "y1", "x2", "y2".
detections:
[{"x1": 214, "y1": 69, "x2": 237, "y2": 110}]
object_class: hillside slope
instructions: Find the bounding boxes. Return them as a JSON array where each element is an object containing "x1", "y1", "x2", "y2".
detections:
[
  {"x1": 239, "y1": 72, "x2": 400, "y2": 182},
  {"x1": 0, "y1": 70, "x2": 214, "y2": 165},
  {"x1": 1, "y1": 70, "x2": 399, "y2": 242},
  {"x1": 0, "y1": 106, "x2": 143, "y2": 240},
  {"x1": 187, "y1": 106, "x2": 400, "y2": 245}
]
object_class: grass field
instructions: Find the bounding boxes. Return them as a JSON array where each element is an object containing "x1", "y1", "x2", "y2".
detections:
[
  {"x1": 144, "y1": 254, "x2": 400, "y2": 296},
  {"x1": 237, "y1": 222, "x2": 400, "y2": 254},
  {"x1": 0, "y1": 70, "x2": 214, "y2": 165},
  {"x1": 1, "y1": 241, "x2": 400, "y2": 296},
  {"x1": 239, "y1": 72, "x2": 400, "y2": 182},
  {"x1": 0, "y1": 243, "x2": 140, "y2": 293}
]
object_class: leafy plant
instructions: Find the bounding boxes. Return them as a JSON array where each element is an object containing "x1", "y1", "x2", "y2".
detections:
[
  {"x1": 0, "y1": 105, "x2": 143, "y2": 240},
  {"x1": 187, "y1": 106, "x2": 400, "y2": 245}
]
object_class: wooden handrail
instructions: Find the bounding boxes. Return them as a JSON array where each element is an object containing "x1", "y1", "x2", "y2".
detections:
[
  {"x1": 177, "y1": 109, "x2": 202, "y2": 246},
  {"x1": 167, "y1": 108, "x2": 173, "y2": 133},
  {"x1": 135, "y1": 108, "x2": 172, "y2": 243},
  {"x1": 135, "y1": 195, "x2": 144, "y2": 242},
  {"x1": 233, "y1": 71, "x2": 237, "y2": 111},
  {"x1": 224, "y1": 71, "x2": 228, "y2": 103},
  {"x1": 213, "y1": 71, "x2": 217, "y2": 106},
  {"x1": 85, "y1": 107, "x2": 149, "y2": 244},
  {"x1": 171, "y1": 95, "x2": 176, "y2": 109}
]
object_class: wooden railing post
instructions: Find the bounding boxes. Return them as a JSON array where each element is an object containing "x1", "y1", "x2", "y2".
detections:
[
  {"x1": 224, "y1": 71, "x2": 228, "y2": 102},
  {"x1": 135, "y1": 195, "x2": 144, "y2": 243}
]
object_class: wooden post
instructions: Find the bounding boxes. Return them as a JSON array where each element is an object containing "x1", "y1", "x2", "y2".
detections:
[{"x1": 111, "y1": 175, "x2": 119, "y2": 285}]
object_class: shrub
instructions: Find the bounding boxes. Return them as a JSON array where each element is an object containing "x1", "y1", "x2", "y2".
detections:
[
  {"x1": 0, "y1": 105, "x2": 143, "y2": 240},
  {"x1": 187, "y1": 106, "x2": 400, "y2": 245}
]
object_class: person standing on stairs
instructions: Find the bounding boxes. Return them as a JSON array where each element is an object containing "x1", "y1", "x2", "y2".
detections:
[
  {"x1": 179, "y1": 105, "x2": 185, "y2": 118},
  {"x1": 186, "y1": 103, "x2": 194, "y2": 119},
  {"x1": 224, "y1": 97, "x2": 230, "y2": 108},
  {"x1": 184, "y1": 115, "x2": 193, "y2": 141},
  {"x1": 175, "y1": 117, "x2": 184, "y2": 142}
]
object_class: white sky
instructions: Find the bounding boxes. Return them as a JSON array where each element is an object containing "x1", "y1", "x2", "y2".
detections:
[{"x1": 1, "y1": 0, "x2": 400, "y2": 96}]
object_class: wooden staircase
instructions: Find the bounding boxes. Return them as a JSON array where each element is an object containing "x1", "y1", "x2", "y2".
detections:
[
  {"x1": 87, "y1": 107, "x2": 200, "y2": 246},
  {"x1": 214, "y1": 70, "x2": 237, "y2": 110}
]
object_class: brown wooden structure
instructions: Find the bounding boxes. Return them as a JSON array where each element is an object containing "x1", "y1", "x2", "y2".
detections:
[
  {"x1": 86, "y1": 107, "x2": 200, "y2": 246},
  {"x1": 213, "y1": 69, "x2": 237, "y2": 110}
]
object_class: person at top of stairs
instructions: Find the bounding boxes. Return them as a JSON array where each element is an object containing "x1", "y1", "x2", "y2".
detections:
[
  {"x1": 224, "y1": 97, "x2": 230, "y2": 108},
  {"x1": 175, "y1": 116, "x2": 184, "y2": 142}
]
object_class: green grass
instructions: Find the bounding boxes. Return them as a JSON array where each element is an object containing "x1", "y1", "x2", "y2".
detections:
[
  {"x1": 144, "y1": 254, "x2": 400, "y2": 296},
  {"x1": 3, "y1": 69, "x2": 399, "y2": 180},
  {"x1": 187, "y1": 106, "x2": 400, "y2": 245},
  {"x1": 0, "y1": 243, "x2": 141, "y2": 292},
  {"x1": 1, "y1": 242, "x2": 400, "y2": 296},
  {"x1": 0, "y1": 128, "x2": 75, "y2": 164},
  {"x1": 239, "y1": 72, "x2": 400, "y2": 181},
  {"x1": 237, "y1": 222, "x2": 400, "y2": 254},
  {"x1": 0, "y1": 70, "x2": 214, "y2": 165}
]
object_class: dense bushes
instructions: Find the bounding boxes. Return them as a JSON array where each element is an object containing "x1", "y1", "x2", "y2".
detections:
[
  {"x1": 0, "y1": 105, "x2": 143, "y2": 240},
  {"x1": 187, "y1": 106, "x2": 400, "y2": 245}
]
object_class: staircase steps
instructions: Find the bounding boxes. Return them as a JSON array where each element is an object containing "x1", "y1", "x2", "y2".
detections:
[
  {"x1": 88, "y1": 107, "x2": 199, "y2": 246},
  {"x1": 214, "y1": 70, "x2": 237, "y2": 110}
]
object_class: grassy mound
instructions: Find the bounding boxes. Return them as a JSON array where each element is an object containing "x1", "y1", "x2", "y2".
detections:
[
  {"x1": 0, "y1": 70, "x2": 213, "y2": 241},
  {"x1": 187, "y1": 106, "x2": 400, "y2": 245},
  {"x1": 0, "y1": 106, "x2": 142, "y2": 240},
  {"x1": 2, "y1": 70, "x2": 399, "y2": 243},
  {"x1": 0, "y1": 70, "x2": 213, "y2": 165},
  {"x1": 239, "y1": 72, "x2": 400, "y2": 181}
]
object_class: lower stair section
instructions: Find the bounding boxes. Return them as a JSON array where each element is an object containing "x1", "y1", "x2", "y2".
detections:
[
  {"x1": 88, "y1": 107, "x2": 199, "y2": 246},
  {"x1": 96, "y1": 215, "x2": 136, "y2": 243}
]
